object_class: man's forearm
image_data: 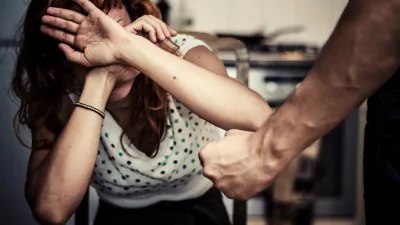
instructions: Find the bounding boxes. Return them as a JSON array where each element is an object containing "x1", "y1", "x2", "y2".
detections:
[{"x1": 260, "y1": 0, "x2": 400, "y2": 155}]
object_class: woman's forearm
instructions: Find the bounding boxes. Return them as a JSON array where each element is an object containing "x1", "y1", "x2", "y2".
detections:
[
  {"x1": 119, "y1": 37, "x2": 272, "y2": 131},
  {"x1": 28, "y1": 69, "x2": 114, "y2": 224}
]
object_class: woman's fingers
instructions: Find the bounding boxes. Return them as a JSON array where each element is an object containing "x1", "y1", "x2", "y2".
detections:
[
  {"x1": 140, "y1": 16, "x2": 166, "y2": 41},
  {"x1": 168, "y1": 26, "x2": 177, "y2": 36},
  {"x1": 42, "y1": 15, "x2": 79, "y2": 33},
  {"x1": 125, "y1": 20, "x2": 157, "y2": 42},
  {"x1": 72, "y1": 0, "x2": 98, "y2": 13},
  {"x1": 148, "y1": 15, "x2": 171, "y2": 38},
  {"x1": 59, "y1": 43, "x2": 91, "y2": 67},
  {"x1": 47, "y1": 7, "x2": 85, "y2": 24},
  {"x1": 40, "y1": 25, "x2": 76, "y2": 46},
  {"x1": 126, "y1": 15, "x2": 177, "y2": 42},
  {"x1": 141, "y1": 23, "x2": 157, "y2": 42},
  {"x1": 124, "y1": 22, "x2": 140, "y2": 34}
]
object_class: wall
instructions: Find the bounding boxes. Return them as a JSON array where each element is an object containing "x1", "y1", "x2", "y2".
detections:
[
  {"x1": 0, "y1": 1, "x2": 75, "y2": 224},
  {"x1": 0, "y1": 49, "x2": 77, "y2": 225},
  {"x1": 0, "y1": 1, "x2": 39, "y2": 224},
  {"x1": 169, "y1": 0, "x2": 348, "y2": 46},
  {"x1": 0, "y1": 47, "x2": 38, "y2": 225}
]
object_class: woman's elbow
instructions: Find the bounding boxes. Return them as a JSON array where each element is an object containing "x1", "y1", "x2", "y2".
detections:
[
  {"x1": 32, "y1": 203, "x2": 69, "y2": 225},
  {"x1": 27, "y1": 191, "x2": 71, "y2": 225}
]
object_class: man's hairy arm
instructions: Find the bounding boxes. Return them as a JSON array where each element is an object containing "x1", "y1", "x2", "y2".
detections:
[
  {"x1": 260, "y1": 0, "x2": 400, "y2": 155},
  {"x1": 192, "y1": 0, "x2": 400, "y2": 201}
]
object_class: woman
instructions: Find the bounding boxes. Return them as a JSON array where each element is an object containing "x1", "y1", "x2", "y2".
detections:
[{"x1": 12, "y1": 0, "x2": 272, "y2": 224}]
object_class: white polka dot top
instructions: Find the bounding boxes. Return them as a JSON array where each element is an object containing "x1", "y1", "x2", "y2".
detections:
[{"x1": 70, "y1": 34, "x2": 223, "y2": 208}]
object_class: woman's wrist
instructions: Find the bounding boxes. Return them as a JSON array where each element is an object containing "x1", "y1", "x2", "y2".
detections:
[
  {"x1": 80, "y1": 68, "x2": 116, "y2": 110},
  {"x1": 116, "y1": 34, "x2": 154, "y2": 69}
]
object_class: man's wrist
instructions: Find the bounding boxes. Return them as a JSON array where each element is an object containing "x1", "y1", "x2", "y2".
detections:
[{"x1": 254, "y1": 109, "x2": 308, "y2": 171}]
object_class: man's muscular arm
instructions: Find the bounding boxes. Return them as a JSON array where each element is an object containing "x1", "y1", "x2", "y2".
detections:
[{"x1": 261, "y1": 0, "x2": 400, "y2": 156}]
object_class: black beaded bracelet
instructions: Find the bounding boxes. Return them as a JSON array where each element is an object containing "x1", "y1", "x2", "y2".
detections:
[{"x1": 75, "y1": 102, "x2": 105, "y2": 119}]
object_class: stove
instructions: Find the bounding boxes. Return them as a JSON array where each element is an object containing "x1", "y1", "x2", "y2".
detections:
[{"x1": 217, "y1": 45, "x2": 316, "y2": 107}]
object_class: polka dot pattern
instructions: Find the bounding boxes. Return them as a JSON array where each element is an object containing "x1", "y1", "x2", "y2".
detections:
[{"x1": 86, "y1": 34, "x2": 221, "y2": 202}]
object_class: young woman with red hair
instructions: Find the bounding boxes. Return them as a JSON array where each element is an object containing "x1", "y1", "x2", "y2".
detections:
[{"x1": 12, "y1": 0, "x2": 272, "y2": 224}]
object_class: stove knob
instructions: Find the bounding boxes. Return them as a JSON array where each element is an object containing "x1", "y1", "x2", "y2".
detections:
[
  {"x1": 264, "y1": 81, "x2": 284, "y2": 100},
  {"x1": 265, "y1": 81, "x2": 279, "y2": 93}
]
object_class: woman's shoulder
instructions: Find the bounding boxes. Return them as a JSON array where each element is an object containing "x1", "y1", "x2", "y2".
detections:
[{"x1": 171, "y1": 34, "x2": 212, "y2": 57}]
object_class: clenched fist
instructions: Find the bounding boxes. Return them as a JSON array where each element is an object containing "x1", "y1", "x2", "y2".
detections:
[{"x1": 199, "y1": 129, "x2": 285, "y2": 200}]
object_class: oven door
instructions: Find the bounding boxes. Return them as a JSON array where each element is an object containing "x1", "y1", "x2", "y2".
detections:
[{"x1": 224, "y1": 65, "x2": 357, "y2": 218}]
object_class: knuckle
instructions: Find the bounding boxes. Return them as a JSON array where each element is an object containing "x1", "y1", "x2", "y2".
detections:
[
  {"x1": 198, "y1": 154, "x2": 205, "y2": 167},
  {"x1": 65, "y1": 53, "x2": 72, "y2": 61},
  {"x1": 242, "y1": 194, "x2": 251, "y2": 201},
  {"x1": 202, "y1": 168, "x2": 216, "y2": 181},
  {"x1": 150, "y1": 15, "x2": 159, "y2": 21},
  {"x1": 198, "y1": 148, "x2": 206, "y2": 158},
  {"x1": 236, "y1": 193, "x2": 246, "y2": 201},
  {"x1": 215, "y1": 182, "x2": 225, "y2": 191},
  {"x1": 202, "y1": 166, "x2": 210, "y2": 174},
  {"x1": 198, "y1": 148, "x2": 209, "y2": 161},
  {"x1": 72, "y1": 14, "x2": 79, "y2": 22},
  {"x1": 225, "y1": 191, "x2": 236, "y2": 199},
  {"x1": 61, "y1": 32, "x2": 67, "y2": 42},
  {"x1": 145, "y1": 24, "x2": 154, "y2": 30},
  {"x1": 237, "y1": 195, "x2": 246, "y2": 201},
  {"x1": 233, "y1": 192, "x2": 247, "y2": 200},
  {"x1": 67, "y1": 12, "x2": 74, "y2": 20},
  {"x1": 142, "y1": 23, "x2": 150, "y2": 28},
  {"x1": 133, "y1": 20, "x2": 142, "y2": 26},
  {"x1": 154, "y1": 25, "x2": 162, "y2": 31},
  {"x1": 64, "y1": 21, "x2": 69, "y2": 30}
]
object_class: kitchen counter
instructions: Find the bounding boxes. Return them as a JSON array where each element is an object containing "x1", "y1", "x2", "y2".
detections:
[{"x1": 216, "y1": 51, "x2": 316, "y2": 67}]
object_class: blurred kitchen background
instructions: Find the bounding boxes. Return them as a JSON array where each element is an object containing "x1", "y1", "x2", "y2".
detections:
[{"x1": 0, "y1": 0, "x2": 365, "y2": 225}]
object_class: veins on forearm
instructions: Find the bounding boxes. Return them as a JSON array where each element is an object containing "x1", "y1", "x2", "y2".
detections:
[{"x1": 319, "y1": 0, "x2": 400, "y2": 91}]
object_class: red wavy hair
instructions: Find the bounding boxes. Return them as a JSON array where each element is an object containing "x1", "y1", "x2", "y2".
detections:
[{"x1": 12, "y1": 0, "x2": 179, "y2": 157}]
